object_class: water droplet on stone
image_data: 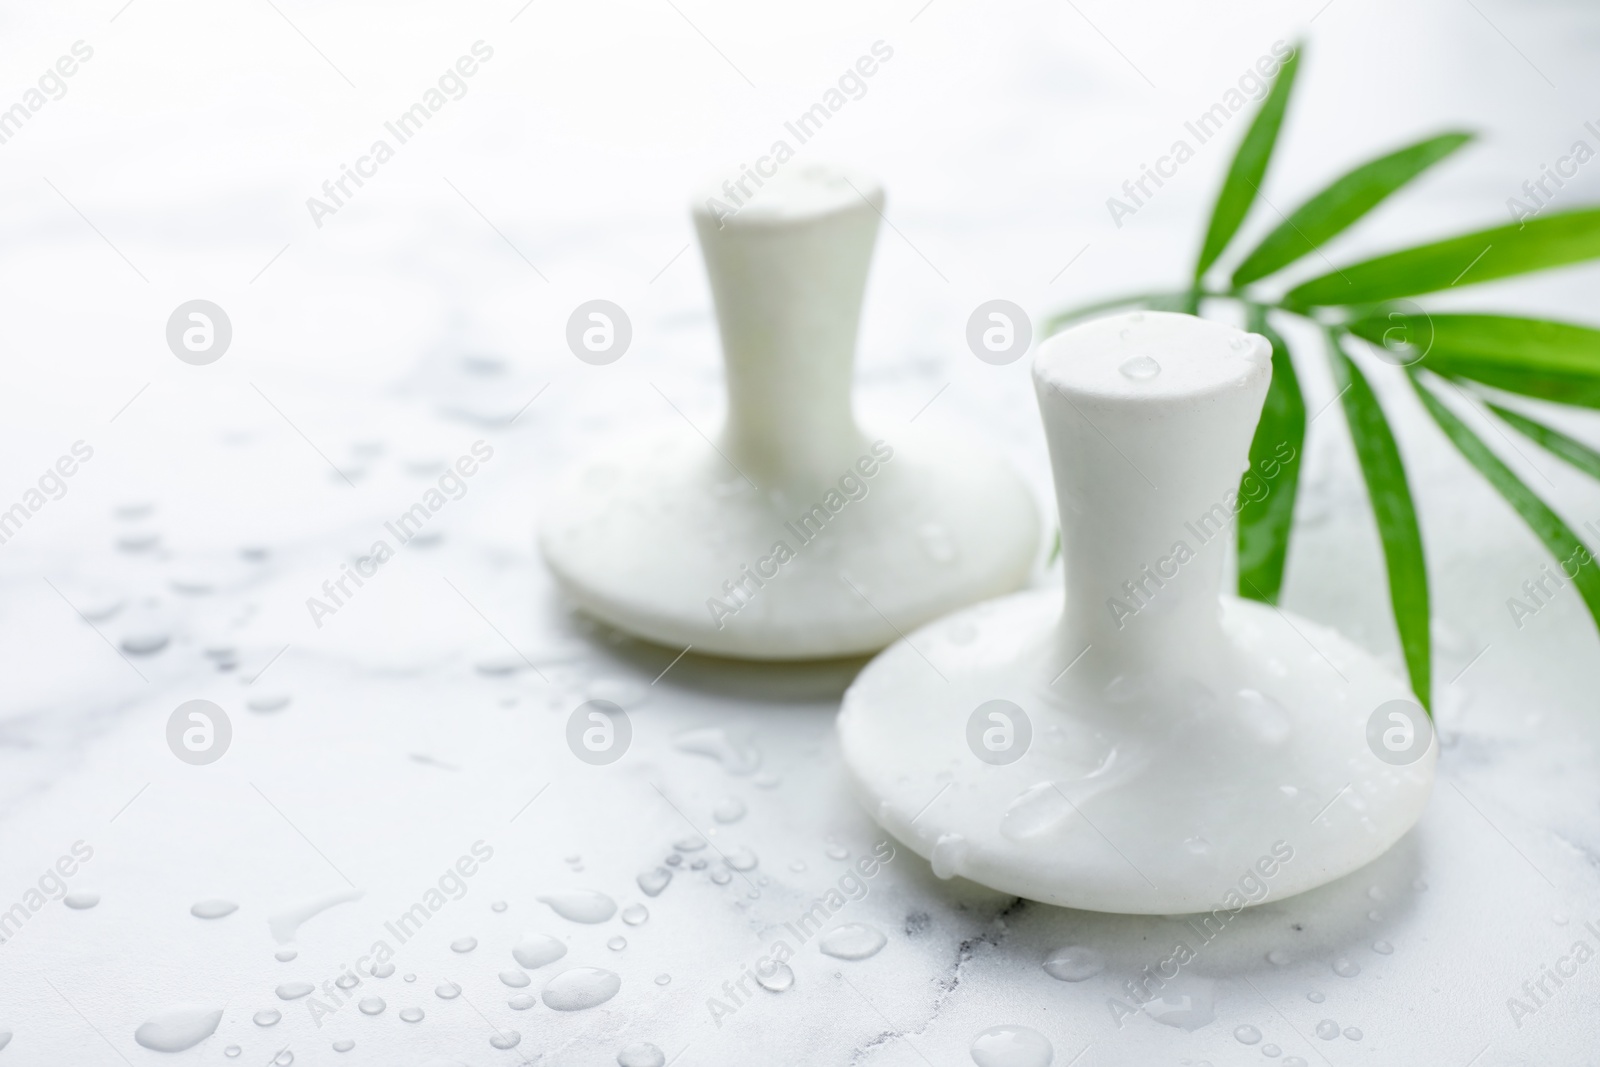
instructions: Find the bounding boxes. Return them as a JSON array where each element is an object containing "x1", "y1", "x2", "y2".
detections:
[
  {"x1": 191, "y1": 899, "x2": 238, "y2": 919},
  {"x1": 1284, "y1": 1058, "x2": 1308, "y2": 1067},
  {"x1": 400, "y1": 1007, "x2": 424, "y2": 1022},
  {"x1": 495, "y1": 969, "x2": 528, "y2": 989},
  {"x1": 622, "y1": 903, "x2": 649, "y2": 925},
  {"x1": 673, "y1": 727, "x2": 760, "y2": 774},
  {"x1": 332, "y1": 1039, "x2": 354, "y2": 1052},
  {"x1": 655, "y1": 973, "x2": 671, "y2": 985},
  {"x1": 1367, "y1": 910, "x2": 1382, "y2": 922},
  {"x1": 404, "y1": 974, "x2": 415, "y2": 982},
  {"x1": 134, "y1": 1007, "x2": 223, "y2": 1052},
  {"x1": 1332, "y1": 958, "x2": 1360, "y2": 978},
  {"x1": 539, "y1": 890, "x2": 617, "y2": 923},
  {"x1": 358, "y1": 997, "x2": 385, "y2": 1015},
  {"x1": 1307, "y1": 991, "x2": 1325, "y2": 1003},
  {"x1": 1184, "y1": 835, "x2": 1211, "y2": 854},
  {"x1": 247, "y1": 694, "x2": 291, "y2": 713},
  {"x1": 489, "y1": 1030, "x2": 522, "y2": 1049},
  {"x1": 608, "y1": 936, "x2": 627, "y2": 951},
  {"x1": 1262, "y1": 1044, "x2": 1281, "y2": 1057},
  {"x1": 274, "y1": 948, "x2": 297, "y2": 962},
  {"x1": 1266, "y1": 949, "x2": 1290, "y2": 966},
  {"x1": 336, "y1": 973, "x2": 359, "y2": 990},
  {"x1": 273, "y1": 1052, "x2": 293, "y2": 1066},
  {"x1": 276, "y1": 982, "x2": 314, "y2": 1000},
  {"x1": 1042, "y1": 945, "x2": 1105, "y2": 981},
  {"x1": 371, "y1": 961, "x2": 394, "y2": 978},
  {"x1": 512, "y1": 932, "x2": 567, "y2": 968},
  {"x1": 508, "y1": 992, "x2": 536, "y2": 1010},
  {"x1": 542, "y1": 967, "x2": 620, "y2": 1010},
  {"x1": 664, "y1": 853, "x2": 682, "y2": 867},
  {"x1": 618, "y1": 1042, "x2": 667, "y2": 1067},
  {"x1": 710, "y1": 868, "x2": 731, "y2": 885},
  {"x1": 637, "y1": 868, "x2": 671, "y2": 897},
  {"x1": 1119, "y1": 355, "x2": 1161, "y2": 380},
  {"x1": 755, "y1": 962, "x2": 795, "y2": 992},
  {"x1": 253, "y1": 1009, "x2": 281, "y2": 1026},
  {"x1": 789, "y1": 860, "x2": 807, "y2": 872},
  {"x1": 1373, "y1": 940, "x2": 1393, "y2": 954},
  {"x1": 969, "y1": 1024, "x2": 1053, "y2": 1067},
  {"x1": 711, "y1": 797, "x2": 747, "y2": 823},
  {"x1": 1367, "y1": 886, "x2": 1385, "y2": 900},
  {"x1": 724, "y1": 847, "x2": 758, "y2": 872},
  {"x1": 492, "y1": 900, "x2": 507, "y2": 912},
  {"x1": 64, "y1": 891, "x2": 99, "y2": 909},
  {"x1": 931, "y1": 833, "x2": 966, "y2": 879},
  {"x1": 819, "y1": 923, "x2": 887, "y2": 960},
  {"x1": 225, "y1": 1045, "x2": 241, "y2": 1057},
  {"x1": 1235, "y1": 1024, "x2": 1262, "y2": 1044},
  {"x1": 435, "y1": 982, "x2": 460, "y2": 999},
  {"x1": 121, "y1": 632, "x2": 170, "y2": 656},
  {"x1": 826, "y1": 844, "x2": 849, "y2": 860},
  {"x1": 450, "y1": 936, "x2": 477, "y2": 953},
  {"x1": 1315, "y1": 1019, "x2": 1340, "y2": 1040},
  {"x1": 1143, "y1": 973, "x2": 1215, "y2": 1031}
]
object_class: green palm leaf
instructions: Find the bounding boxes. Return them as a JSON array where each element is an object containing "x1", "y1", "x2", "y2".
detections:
[
  {"x1": 1237, "y1": 307, "x2": 1305, "y2": 604},
  {"x1": 1489, "y1": 402, "x2": 1600, "y2": 481},
  {"x1": 1231, "y1": 132, "x2": 1473, "y2": 286},
  {"x1": 1330, "y1": 332, "x2": 1432, "y2": 709},
  {"x1": 1287, "y1": 207, "x2": 1600, "y2": 307},
  {"x1": 1194, "y1": 45, "x2": 1302, "y2": 280},
  {"x1": 1412, "y1": 373, "x2": 1600, "y2": 635}
]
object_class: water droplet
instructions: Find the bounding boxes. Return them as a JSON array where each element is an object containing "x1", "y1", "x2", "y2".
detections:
[
  {"x1": 637, "y1": 868, "x2": 672, "y2": 897},
  {"x1": 1553, "y1": 912, "x2": 1569, "y2": 925},
  {"x1": 1373, "y1": 940, "x2": 1393, "y2": 955},
  {"x1": 1284, "y1": 1058, "x2": 1308, "y2": 1067},
  {"x1": 607, "y1": 936, "x2": 627, "y2": 951},
  {"x1": 1367, "y1": 886, "x2": 1385, "y2": 900},
  {"x1": 489, "y1": 1031, "x2": 522, "y2": 1049},
  {"x1": 673, "y1": 727, "x2": 760, "y2": 774},
  {"x1": 1262, "y1": 1044, "x2": 1281, "y2": 1057},
  {"x1": 253, "y1": 1009, "x2": 281, "y2": 1026},
  {"x1": 543, "y1": 966, "x2": 621, "y2": 1011},
  {"x1": 1184, "y1": 835, "x2": 1211, "y2": 854},
  {"x1": 512, "y1": 932, "x2": 567, "y2": 968},
  {"x1": 1000, "y1": 783, "x2": 1075, "y2": 842},
  {"x1": 134, "y1": 1007, "x2": 223, "y2": 1052},
  {"x1": 336, "y1": 973, "x2": 359, "y2": 990},
  {"x1": 1307, "y1": 991, "x2": 1325, "y2": 1003},
  {"x1": 622, "y1": 904, "x2": 649, "y2": 925},
  {"x1": 508, "y1": 992, "x2": 536, "y2": 1010},
  {"x1": 492, "y1": 900, "x2": 508, "y2": 912},
  {"x1": 654, "y1": 973, "x2": 671, "y2": 985},
  {"x1": 1235, "y1": 1024, "x2": 1262, "y2": 1044},
  {"x1": 969, "y1": 1024, "x2": 1053, "y2": 1067},
  {"x1": 64, "y1": 891, "x2": 99, "y2": 909},
  {"x1": 753, "y1": 772, "x2": 781, "y2": 789},
  {"x1": 247, "y1": 694, "x2": 291, "y2": 713},
  {"x1": 273, "y1": 1052, "x2": 293, "y2": 1066},
  {"x1": 1266, "y1": 949, "x2": 1290, "y2": 966},
  {"x1": 618, "y1": 1042, "x2": 667, "y2": 1067},
  {"x1": 358, "y1": 997, "x2": 385, "y2": 1016},
  {"x1": 1332, "y1": 958, "x2": 1361, "y2": 978},
  {"x1": 826, "y1": 844, "x2": 849, "y2": 860},
  {"x1": 755, "y1": 962, "x2": 795, "y2": 992},
  {"x1": 495, "y1": 969, "x2": 529, "y2": 989},
  {"x1": 450, "y1": 936, "x2": 477, "y2": 953},
  {"x1": 371, "y1": 961, "x2": 394, "y2": 978},
  {"x1": 225, "y1": 1045, "x2": 240, "y2": 1057},
  {"x1": 712, "y1": 797, "x2": 747, "y2": 823},
  {"x1": 710, "y1": 869, "x2": 731, "y2": 885},
  {"x1": 789, "y1": 859, "x2": 808, "y2": 872},
  {"x1": 332, "y1": 1039, "x2": 354, "y2": 1052},
  {"x1": 539, "y1": 890, "x2": 617, "y2": 923},
  {"x1": 690, "y1": 858, "x2": 707, "y2": 870},
  {"x1": 664, "y1": 853, "x2": 682, "y2": 867},
  {"x1": 190, "y1": 899, "x2": 238, "y2": 920},
  {"x1": 1118, "y1": 355, "x2": 1161, "y2": 380},
  {"x1": 400, "y1": 1007, "x2": 424, "y2": 1023},
  {"x1": 724, "y1": 847, "x2": 758, "y2": 872},
  {"x1": 1367, "y1": 910, "x2": 1382, "y2": 922},
  {"x1": 274, "y1": 948, "x2": 297, "y2": 962},
  {"x1": 276, "y1": 982, "x2": 314, "y2": 1000},
  {"x1": 1315, "y1": 1019, "x2": 1339, "y2": 1040},
  {"x1": 121, "y1": 632, "x2": 170, "y2": 656},
  {"x1": 674, "y1": 837, "x2": 707, "y2": 852},
  {"x1": 931, "y1": 833, "x2": 966, "y2": 879},
  {"x1": 819, "y1": 923, "x2": 887, "y2": 961},
  {"x1": 435, "y1": 982, "x2": 461, "y2": 1000},
  {"x1": 404, "y1": 974, "x2": 415, "y2": 982},
  {"x1": 1143, "y1": 973, "x2": 1215, "y2": 1031},
  {"x1": 1343, "y1": 1026, "x2": 1363, "y2": 1040},
  {"x1": 1042, "y1": 945, "x2": 1105, "y2": 982}
]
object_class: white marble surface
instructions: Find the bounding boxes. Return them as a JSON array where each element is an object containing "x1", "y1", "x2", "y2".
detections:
[{"x1": 2, "y1": 0, "x2": 1599, "y2": 1064}]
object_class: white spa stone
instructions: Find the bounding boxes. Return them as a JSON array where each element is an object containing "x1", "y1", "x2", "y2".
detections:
[
  {"x1": 539, "y1": 165, "x2": 1038, "y2": 659},
  {"x1": 837, "y1": 311, "x2": 1436, "y2": 913}
]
